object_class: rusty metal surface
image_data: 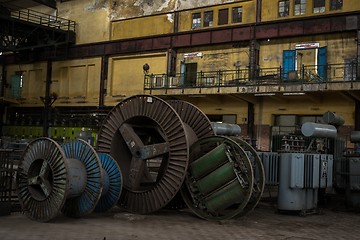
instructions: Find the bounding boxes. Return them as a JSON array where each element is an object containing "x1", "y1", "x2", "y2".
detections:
[
  {"x1": 17, "y1": 138, "x2": 68, "y2": 222},
  {"x1": 97, "y1": 95, "x2": 190, "y2": 214},
  {"x1": 230, "y1": 137, "x2": 265, "y2": 216}
]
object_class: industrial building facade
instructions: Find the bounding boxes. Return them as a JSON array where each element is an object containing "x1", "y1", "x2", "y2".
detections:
[{"x1": 0, "y1": 0, "x2": 359, "y2": 151}]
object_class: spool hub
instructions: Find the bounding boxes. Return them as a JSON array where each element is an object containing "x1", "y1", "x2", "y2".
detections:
[
  {"x1": 181, "y1": 136, "x2": 254, "y2": 220},
  {"x1": 17, "y1": 138, "x2": 68, "y2": 222},
  {"x1": 97, "y1": 95, "x2": 190, "y2": 214}
]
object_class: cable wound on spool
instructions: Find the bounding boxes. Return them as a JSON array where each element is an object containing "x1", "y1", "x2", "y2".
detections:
[{"x1": 301, "y1": 122, "x2": 337, "y2": 138}]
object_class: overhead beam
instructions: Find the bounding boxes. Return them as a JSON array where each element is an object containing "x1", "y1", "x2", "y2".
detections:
[
  {"x1": 227, "y1": 93, "x2": 256, "y2": 104},
  {"x1": 2, "y1": 11, "x2": 359, "y2": 64},
  {"x1": 33, "y1": 0, "x2": 57, "y2": 9}
]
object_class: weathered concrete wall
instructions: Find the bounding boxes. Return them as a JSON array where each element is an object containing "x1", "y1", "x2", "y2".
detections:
[{"x1": 111, "y1": 0, "x2": 239, "y2": 20}]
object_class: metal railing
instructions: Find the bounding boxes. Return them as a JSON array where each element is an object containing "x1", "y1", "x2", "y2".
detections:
[
  {"x1": 144, "y1": 62, "x2": 359, "y2": 89},
  {"x1": 8, "y1": 8, "x2": 76, "y2": 32}
]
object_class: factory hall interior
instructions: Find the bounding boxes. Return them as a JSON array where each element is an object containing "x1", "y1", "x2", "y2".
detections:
[{"x1": 1, "y1": 0, "x2": 360, "y2": 239}]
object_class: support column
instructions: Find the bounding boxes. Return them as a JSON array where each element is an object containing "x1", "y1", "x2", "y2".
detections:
[
  {"x1": 1, "y1": 63, "x2": 6, "y2": 97},
  {"x1": 357, "y1": 30, "x2": 360, "y2": 81},
  {"x1": 0, "y1": 62, "x2": 6, "y2": 137},
  {"x1": 99, "y1": 56, "x2": 108, "y2": 107},
  {"x1": 356, "y1": 100, "x2": 360, "y2": 131},
  {"x1": 247, "y1": 102, "x2": 256, "y2": 147},
  {"x1": 42, "y1": 60, "x2": 52, "y2": 137}
]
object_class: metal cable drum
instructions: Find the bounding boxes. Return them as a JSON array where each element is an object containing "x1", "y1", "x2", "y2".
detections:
[
  {"x1": 94, "y1": 153, "x2": 123, "y2": 213},
  {"x1": 61, "y1": 139, "x2": 103, "y2": 218},
  {"x1": 181, "y1": 136, "x2": 254, "y2": 220},
  {"x1": 166, "y1": 99, "x2": 215, "y2": 209},
  {"x1": 229, "y1": 137, "x2": 265, "y2": 216},
  {"x1": 97, "y1": 95, "x2": 191, "y2": 214},
  {"x1": 16, "y1": 138, "x2": 103, "y2": 222}
]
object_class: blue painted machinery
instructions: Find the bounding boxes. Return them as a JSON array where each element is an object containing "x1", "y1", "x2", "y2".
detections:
[{"x1": 17, "y1": 138, "x2": 122, "y2": 222}]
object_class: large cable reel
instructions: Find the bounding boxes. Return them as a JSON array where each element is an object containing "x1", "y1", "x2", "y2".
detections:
[
  {"x1": 17, "y1": 138, "x2": 122, "y2": 222},
  {"x1": 97, "y1": 95, "x2": 195, "y2": 214},
  {"x1": 180, "y1": 136, "x2": 256, "y2": 220}
]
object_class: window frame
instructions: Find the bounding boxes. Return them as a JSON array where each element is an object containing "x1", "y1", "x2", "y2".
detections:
[
  {"x1": 203, "y1": 10, "x2": 213, "y2": 27},
  {"x1": 330, "y1": 0, "x2": 343, "y2": 11},
  {"x1": 294, "y1": 0, "x2": 306, "y2": 16},
  {"x1": 278, "y1": 0, "x2": 290, "y2": 17},
  {"x1": 232, "y1": 6, "x2": 243, "y2": 23},
  {"x1": 218, "y1": 8, "x2": 229, "y2": 25},
  {"x1": 191, "y1": 12, "x2": 201, "y2": 29},
  {"x1": 313, "y1": 0, "x2": 325, "y2": 13}
]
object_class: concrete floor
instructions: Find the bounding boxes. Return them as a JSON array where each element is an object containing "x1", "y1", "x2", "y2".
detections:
[{"x1": 0, "y1": 195, "x2": 360, "y2": 240}]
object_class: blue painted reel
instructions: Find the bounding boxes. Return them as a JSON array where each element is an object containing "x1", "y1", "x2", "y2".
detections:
[
  {"x1": 61, "y1": 139, "x2": 103, "y2": 218},
  {"x1": 95, "y1": 153, "x2": 123, "y2": 212}
]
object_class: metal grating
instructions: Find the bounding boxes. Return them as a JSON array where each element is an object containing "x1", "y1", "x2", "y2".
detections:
[
  {"x1": 259, "y1": 152, "x2": 279, "y2": 185},
  {"x1": 0, "y1": 149, "x2": 19, "y2": 215},
  {"x1": 304, "y1": 154, "x2": 320, "y2": 189}
]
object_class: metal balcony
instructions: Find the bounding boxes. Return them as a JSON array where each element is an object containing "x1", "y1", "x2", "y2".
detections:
[{"x1": 0, "y1": 6, "x2": 75, "y2": 54}]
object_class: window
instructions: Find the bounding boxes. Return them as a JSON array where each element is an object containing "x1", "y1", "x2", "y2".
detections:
[
  {"x1": 313, "y1": 0, "x2": 325, "y2": 13},
  {"x1": 294, "y1": 0, "x2": 306, "y2": 15},
  {"x1": 232, "y1": 7, "x2": 243, "y2": 23},
  {"x1": 204, "y1": 11, "x2": 213, "y2": 27},
  {"x1": 278, "y1": 0, "x2": 290, "y2": 17},
  {"x1": 330, "y1": 0, "x2": 343, "y2": 10},
  {"x1": 192, "y1": 13, "x2": 201, "y2": 29},
  {"x1": 218, "y1": 8, "x2": 229, "y2": 25}
]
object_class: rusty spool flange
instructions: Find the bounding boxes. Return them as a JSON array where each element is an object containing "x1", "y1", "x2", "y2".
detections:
[
  {"x1": 181, "y1": 135, "x2": 255, "y2": 221},
  {"x1": 229, "y1": 137, "x2": 265, "y2": 216},
  {"x1": 17, "y1": 138, "x2": 103, "y2": 222},
  {"x1": 97, "y1": 95, "x2": 191, "y2": 214},
  {"x1": 165, "y1": 99, "x2": 215, "y2": 209}
]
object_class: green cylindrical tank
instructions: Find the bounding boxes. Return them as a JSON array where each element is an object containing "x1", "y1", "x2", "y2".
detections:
[
  {"x1": 205, "y1": 180, "x2": 244, "y2": 213},
  {"x1": 196, "y1": 162, "x2": 236, "y2": 195},
  {"x1": 189, "y1": 144, "x2": 228, "y2": 178}
]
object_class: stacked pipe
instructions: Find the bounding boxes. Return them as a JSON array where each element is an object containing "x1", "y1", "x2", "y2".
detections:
[
  {"x1": 18, "y1": 94, "x2": 264, "y2": 221},
  {"x1": 17, "y1": 138, "x2": 122, "y2": 222}
]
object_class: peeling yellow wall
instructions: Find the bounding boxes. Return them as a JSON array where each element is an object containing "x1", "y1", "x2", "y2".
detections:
[
  {"x1": 5, "y1": 62, "x2": 47, "y2": 106},
  {"x1": 32, "y1": 0, "x2": 111, "y2": 44},
  {"x1": 178, "y1": 0, "x2": 256, "y2": 32},
  {"x1": 177, "y1": 44, "x2": 250, "y2": 72},
  {"x1": 190, "y1": 92, "x2": 354, "y2": 127},
  {"x1": 188, "y1": 96, "x2": 249, "y2": 124},
  {"x1": 262, "y1": 0, "x2": 360, "y2": 22},
  {"x1": 111, "y1": 13, "x2": 174, "y2": 40},
  {"x1": 51, "y1": 58, "x2": 102, "y2": 107},
  {"x1": 257, "y1": 94, "x2": 354, "y2": 126},
  {"x1": 105, "y1": 52, "x2": 168, "y2": 105},
  {"x1": 110, "y1": 0, "x2": 240, "y2": 20},
  {"x1": 260, "y1": 32, "x2": 357, "y2": 69}
]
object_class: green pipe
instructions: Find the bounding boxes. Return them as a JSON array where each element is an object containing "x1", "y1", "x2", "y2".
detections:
[
  {"x1": 189, "y1": 144, "x2": 228, "y2": 178},
  {"x1": 196, "y1": 162, "x2": 236, "y2": 195}
]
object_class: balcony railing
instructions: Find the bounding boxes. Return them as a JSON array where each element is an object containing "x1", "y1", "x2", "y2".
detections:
[
  {"x1": 8, "y1": 7, "x2": 76, "y2": 32},
  {"x1": 144, "y1": 62, "x2": 359, "y2": 90}
]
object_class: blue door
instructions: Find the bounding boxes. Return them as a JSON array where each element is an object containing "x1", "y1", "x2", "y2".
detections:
[
  {"x1": 317, "y1": 46, "x2": 327, "y2": 81},
  {"x1": 282, "y1": 50, "x2": 296, "y2": 80}
]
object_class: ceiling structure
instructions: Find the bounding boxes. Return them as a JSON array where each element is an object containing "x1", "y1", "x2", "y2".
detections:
[{"x1": 0, "y1": 0, "x2": 56, "y2": 10}]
